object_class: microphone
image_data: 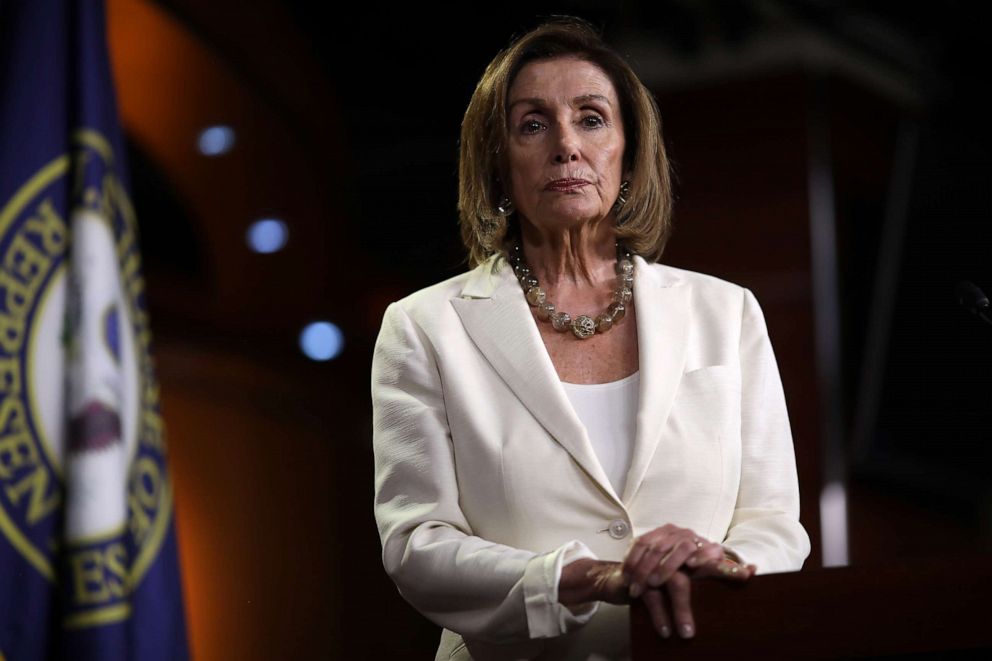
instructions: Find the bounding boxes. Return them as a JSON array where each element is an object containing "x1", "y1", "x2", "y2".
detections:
[{"x1": 955, "y1": 281, "x2": 992, "y2": 326}]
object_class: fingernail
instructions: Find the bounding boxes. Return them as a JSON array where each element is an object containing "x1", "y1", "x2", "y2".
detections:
[
  {"x1": 659, "y1": 625, "x2": 671, "y2": 638},
  {"x1": 681, "y1": 624, "x2": 694, "y2": 638},
  {"x1": 647, "y1": 573, "x2": 661, "y2": 587},
  {"x1": 629, "y1": 583, "x2": 643, "y2": 598},
  {"x1": 686, "y1": 556, "x2": 697, "y2": 566}
]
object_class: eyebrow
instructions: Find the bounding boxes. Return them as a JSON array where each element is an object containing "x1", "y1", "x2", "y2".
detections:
[{"x1": 508, "y1": 94, "x2": 613, "y2": 112}]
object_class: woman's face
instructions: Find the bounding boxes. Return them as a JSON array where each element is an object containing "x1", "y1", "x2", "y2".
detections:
[{"x1": 505, "y1": 56, "x2": 625, "y2": 234}]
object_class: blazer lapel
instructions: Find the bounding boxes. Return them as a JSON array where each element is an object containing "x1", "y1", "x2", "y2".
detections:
[
  {"x1": 622, "y1": 257, "x2": 690, "y2": 504},
  {"x1": 450, "y1": 257, "x2": 622, "y2": 505}
]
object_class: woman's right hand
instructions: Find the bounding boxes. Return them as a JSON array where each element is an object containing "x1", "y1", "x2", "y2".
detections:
[
  {"x1": 618, "y1": 524, "x2": 754, "y2": 638},
  {"x1": 637, "y1": 557, "x2": 756, "y2": 639}
]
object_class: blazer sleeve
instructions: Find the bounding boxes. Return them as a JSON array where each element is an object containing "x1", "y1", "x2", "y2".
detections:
[
  {"x1": 371, "y1": 301, "x2": 600, "y2": 643},
  {"x1": 721, "y1": 288, "x2": 812, "y2": 573}
]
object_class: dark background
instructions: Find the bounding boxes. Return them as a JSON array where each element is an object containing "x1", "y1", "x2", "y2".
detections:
[{"x1": 102, "y1": 0, "x2": 992, "y2": 657}]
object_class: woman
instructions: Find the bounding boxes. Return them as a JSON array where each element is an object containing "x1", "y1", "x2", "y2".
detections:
[{"x1": 371, "y1": 18, "x2": 810, "y2": 661}]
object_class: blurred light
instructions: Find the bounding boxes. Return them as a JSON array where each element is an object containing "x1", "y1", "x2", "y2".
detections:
[
  {"x1": 820, "y1": 481, "x2": 849, "y2": 567},
  {"x1": 197, "y1": 125, "x2": 236, "y2": 156},
  {"x1": 299, "y1": 322, "x2": 344, "y2": 361},
  {"x1": 246, "y1": 219, "x2": 288, "y2": 254}
]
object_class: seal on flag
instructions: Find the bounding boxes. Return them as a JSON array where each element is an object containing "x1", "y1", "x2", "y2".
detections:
[{"x1": 0, "y1": 130, "x2": 173, "y2": 628}]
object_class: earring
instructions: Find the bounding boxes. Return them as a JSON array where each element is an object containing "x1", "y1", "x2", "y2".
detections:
[
  {"x1": 613, "y1": 180, "x2": 631, "y2": 211},
  {"x1": 496, "y1": 195, "x2": 514, "y2": 216}
]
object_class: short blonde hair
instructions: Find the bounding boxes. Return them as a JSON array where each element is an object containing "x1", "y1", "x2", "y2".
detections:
[{"x1": 458, "y1": 17, "x2": 674, "y2": 268}]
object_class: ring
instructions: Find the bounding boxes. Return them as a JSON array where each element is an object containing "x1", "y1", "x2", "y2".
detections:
[
  {"x1": 693, "y1": 538, "x2": 703, "y2": 549},
  {"x1": 718, "y1": 559, "x2": 740, "y2": 575}
]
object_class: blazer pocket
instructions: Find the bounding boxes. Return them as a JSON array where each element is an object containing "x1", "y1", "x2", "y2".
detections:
[
  {"x1": 638, "y1": 364, "x2": 741, "y2": 525},
  {"x1": 671, "y1": 363, "x2": 742, "y2": 456},
  {"x1": 677, "y1": 364, "x2": 741, "y2": 398}
]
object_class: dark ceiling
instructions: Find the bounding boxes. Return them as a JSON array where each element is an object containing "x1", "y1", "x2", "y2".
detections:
[{"x1": 271, "y1": 0, "x2": 991, "y2": 289}]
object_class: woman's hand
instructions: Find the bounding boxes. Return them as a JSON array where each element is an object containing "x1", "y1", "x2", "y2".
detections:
[
  {"x1": 622, "y1": 524, "x2": 711, "y2": 597},
  {"x1": 558, "y1": 528, "x2": 758, "y2": 638},
  {"x1": 622, "y1": 525, "x2": 757, "y2": 638}
]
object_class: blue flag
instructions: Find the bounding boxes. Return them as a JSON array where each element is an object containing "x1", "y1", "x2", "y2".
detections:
[{"x1": 0, "y1": 1, "x2": 189, "y2": 659}]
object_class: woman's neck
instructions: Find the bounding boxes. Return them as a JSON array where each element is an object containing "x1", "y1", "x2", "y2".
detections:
[{"x1": 518, "y1": 217, "x2": 617, "y2": 289}]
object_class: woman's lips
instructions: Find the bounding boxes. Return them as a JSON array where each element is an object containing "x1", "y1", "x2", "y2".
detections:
[{"x1": 545, "y1": 179, "x2": 590, "y2": 191}]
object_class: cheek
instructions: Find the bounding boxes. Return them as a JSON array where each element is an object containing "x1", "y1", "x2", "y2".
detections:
[
  {"x1": 508, "y1": 168, "x2": 529, "y2": 198},
  {"x1": 507, "y1": 150, "x2": 542, "y2": 192},
  {"x1": 608, "y1": 139, "x2": 626, "y2": 166},
  {"x1": 592, "y1": 138, "x2": 625, "y2": 178}
]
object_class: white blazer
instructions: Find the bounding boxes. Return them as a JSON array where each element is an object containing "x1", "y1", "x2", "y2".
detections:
[{"x1": 371, "y1": 255, "x2": 811, "y2": 661}]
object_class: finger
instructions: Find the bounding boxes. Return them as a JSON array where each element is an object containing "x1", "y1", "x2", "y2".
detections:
[
  {"x1": 717, "y1": 557, "x2": 752, "y2": 580},
  {"x1": 648, "y1": 539, "x2": 697, "y2": 587},
  {"x1": 625, "y1": 526, "x2": 692, "y2": 595},
  {"x1": 641, "y1": 588, "x2": 672, "y2": 638},
  {"x1": 665, "y1": 571, "x2": 695, "y2": 639},
  {"x1": 628, "y1": 543, "x2": 666, "y2": 597},
  {"x1": 650, "y1": 532, "x2": 710, "y2": 584},
  {"x1": 622, "y1": 539, "x2": 651, "y2": 582},
  {"x1": 625, "y1": 524, "x2": 681, "y2": 568},
  {"x1": 685, "y1": 541, "x2": 724, "y2": 569},
  {"x1": 695, "y1": 557, "x2": 755, "y2": 581}
]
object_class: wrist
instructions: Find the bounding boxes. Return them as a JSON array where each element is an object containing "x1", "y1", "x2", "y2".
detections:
[{"x1": 558, "y1": 559, "x2": 616, "y2": 606}]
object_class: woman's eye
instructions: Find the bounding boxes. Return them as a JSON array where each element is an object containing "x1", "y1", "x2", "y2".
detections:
[
  {"x1": 582, "y1": 115, "x2": 605, "y2": 128},
  {"x1": 521, "y1": 119, "x2": 544, "y2": 134}
]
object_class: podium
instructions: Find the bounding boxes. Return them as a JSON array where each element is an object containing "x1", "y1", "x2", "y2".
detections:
[{"x1": 631, "y1": 555, "x2": 992, "y2": 658}]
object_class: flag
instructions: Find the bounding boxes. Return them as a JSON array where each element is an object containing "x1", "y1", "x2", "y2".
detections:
[{"x1": 0, "y1": 1, "x2": 189, "y2": 658}]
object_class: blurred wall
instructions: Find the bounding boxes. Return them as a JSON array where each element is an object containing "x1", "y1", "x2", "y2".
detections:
[{"x1": 103, "y1": 1, "x2": 992, "y2": 659}]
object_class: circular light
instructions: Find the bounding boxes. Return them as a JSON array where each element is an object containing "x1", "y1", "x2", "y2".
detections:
[
  {"x1": 197, "y1": 125, "x2": 236, "y2": 156},
  {"x1": 299, "y1": 322, "x2": 344, "y2": 361},
  {"x1": 246, "y1": 219, "x2": 288, "y2": 254}
]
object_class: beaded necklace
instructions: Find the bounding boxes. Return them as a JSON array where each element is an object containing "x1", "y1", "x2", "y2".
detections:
[{"x1": 508, "y1": 242, "x2": 634, "y2": 339}]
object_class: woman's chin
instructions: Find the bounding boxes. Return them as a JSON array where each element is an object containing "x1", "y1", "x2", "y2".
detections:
[{"x1": 527, "y1": 204, "x2": 606, "y2": 231}]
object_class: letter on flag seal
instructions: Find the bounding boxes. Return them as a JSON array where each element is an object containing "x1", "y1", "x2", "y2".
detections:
[{"x1": 0, "y1": 1, "x2": 189, "y2": 659}]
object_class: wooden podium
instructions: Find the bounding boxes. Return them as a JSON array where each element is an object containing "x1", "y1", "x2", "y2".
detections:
[{"x1": 631, "y1": 555, "x2": 992, "y2": 658}]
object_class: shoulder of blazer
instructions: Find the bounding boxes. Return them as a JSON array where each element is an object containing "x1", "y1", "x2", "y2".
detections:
[
  {"x1": 646, "y1": 261, "x2": 747, "y2": 295},
  {"x1": 637, "y1": 261, "x2": 754, "y2": 336},
  {"x1": 636, "y1": 260, "x2": 750, "y2": 313},
  {"x1": 383, "y1": 258, "x2": 505, "y2": 340},
  {"x1": 389, "y1": 265, "x2": 483, "y2": 315},
  {"x1": 388, "y1": 256, "x2": 749, "y2": 327}
]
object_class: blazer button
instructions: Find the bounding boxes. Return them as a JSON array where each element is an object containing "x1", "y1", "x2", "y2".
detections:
[{"x1": 607, "y1": 519, "x2": 630, "y2": 539}]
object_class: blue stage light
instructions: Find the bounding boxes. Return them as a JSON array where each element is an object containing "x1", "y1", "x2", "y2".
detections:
[
  {"x1": 246, "y1": 218, "x2": 288, "y2": 254},
  {"x1": 197, "y1": 125, "x2": 236, "y2": 156},
  {"x1": 300, "y1": 321, "x2": 344, "y2": 361}
]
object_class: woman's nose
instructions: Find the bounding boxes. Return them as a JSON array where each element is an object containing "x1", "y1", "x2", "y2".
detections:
[{"x1": 553, "y1": 126, "x2": 580, "y2": 163}]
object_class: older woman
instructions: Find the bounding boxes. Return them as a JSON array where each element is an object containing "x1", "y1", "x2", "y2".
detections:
[{"x1": 371, "y1": 18, "x2": 810, "y2": 661}]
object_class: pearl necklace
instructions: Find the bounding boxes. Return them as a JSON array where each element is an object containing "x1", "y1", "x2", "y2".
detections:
[{"x1": 509, "y1": 242, "x2": 634, "y2": 339}]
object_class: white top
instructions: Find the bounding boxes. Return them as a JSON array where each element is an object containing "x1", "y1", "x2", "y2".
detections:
[{"x1": 561, "y1": 371, "x2": 639, "y2": 497}]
